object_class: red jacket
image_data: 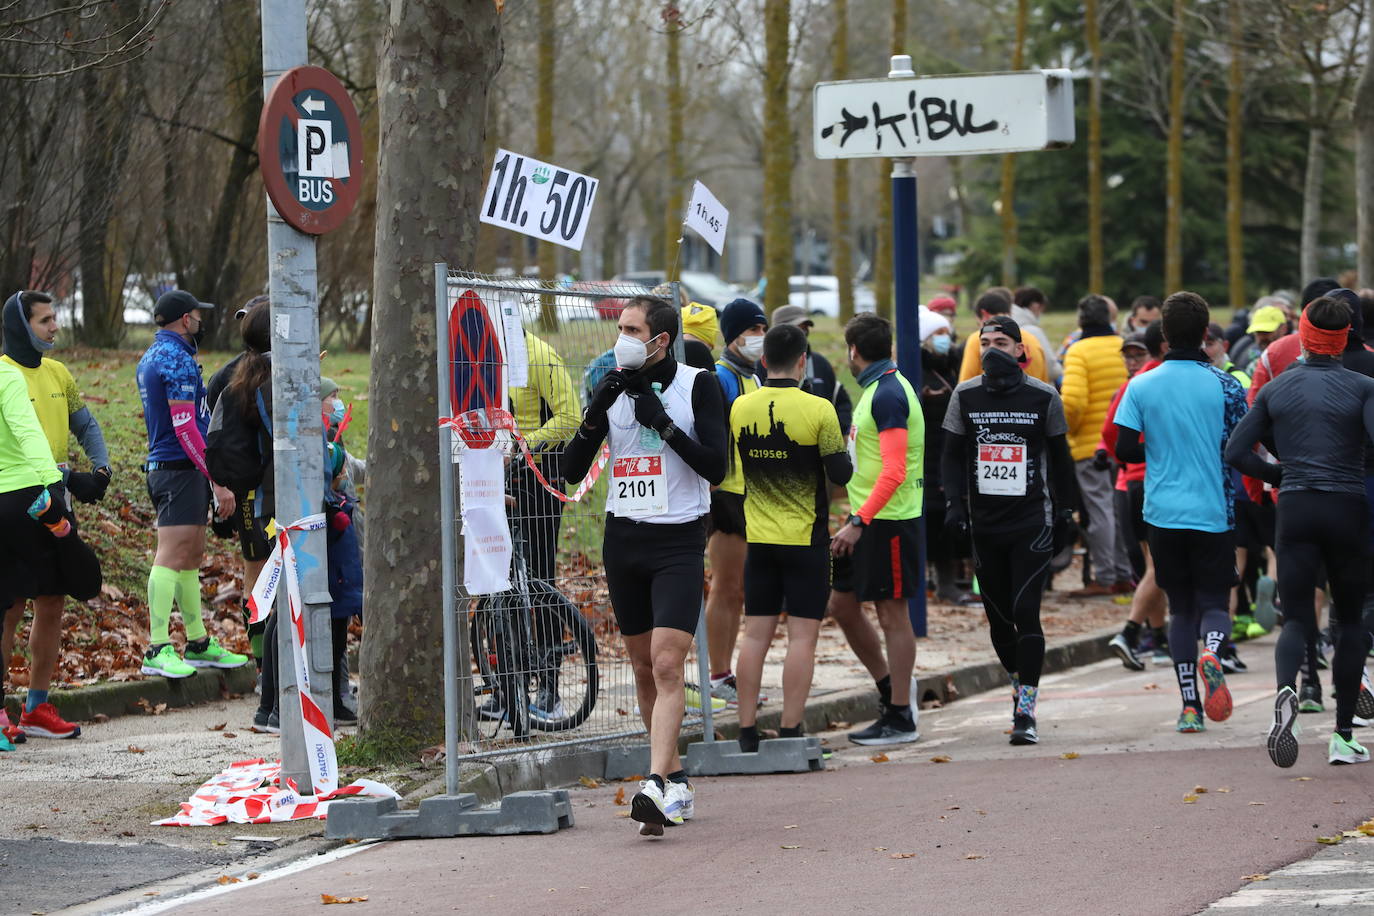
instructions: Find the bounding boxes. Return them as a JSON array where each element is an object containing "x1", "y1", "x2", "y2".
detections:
[
  {"x1": 1101, "y1": 359, "x2": 1161, "y2": 490},
  {"x1": 1246, "y1": 334, "x2": 1300, "y2": 406}
]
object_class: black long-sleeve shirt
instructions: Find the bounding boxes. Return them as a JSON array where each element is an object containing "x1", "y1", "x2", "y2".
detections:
[{"x1": 563, "y1": 352, "x2": 727, "y2": 487}]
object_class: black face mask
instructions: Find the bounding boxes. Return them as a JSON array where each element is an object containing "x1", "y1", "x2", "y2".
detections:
[{"x1": 981, "y1": 346, "x2": 1024, "y2": 392}]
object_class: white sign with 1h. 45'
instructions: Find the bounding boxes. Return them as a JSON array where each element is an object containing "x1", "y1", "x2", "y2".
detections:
[
  {"x1": 813, "y1": 69, "x2": 1075, "y2": 160},
  {"x1": 480, "y1": 148, "x2": 599, "y2": 251}
]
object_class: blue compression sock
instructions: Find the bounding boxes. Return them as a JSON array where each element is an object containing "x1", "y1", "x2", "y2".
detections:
[{"x1": 25, "y1": 689, "x2": 49, "y2": 713}]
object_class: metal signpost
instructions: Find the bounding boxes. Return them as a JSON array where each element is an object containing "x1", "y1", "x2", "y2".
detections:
[
  {"x1": 813, "y1": 59, "x2": 1074, "y2": 637},
  {"x1": 258, "y1": 0, "x2": 365, "y2": 794}
]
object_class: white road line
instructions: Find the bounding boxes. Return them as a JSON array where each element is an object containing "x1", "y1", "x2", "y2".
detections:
[
  {"x1": 126, "y1": 839, "x2": 382, "y2": 914},
  {"x1": 1210, "y1": 887, "x2": 1374, "y2": 908},
  {"x1": 1278, "y1": 859, "x2": 1374, "y2": 877}
]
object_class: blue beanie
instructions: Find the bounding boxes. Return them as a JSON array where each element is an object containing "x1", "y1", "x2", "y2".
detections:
[{"x1": 721, "y1": 298, "x2": 767, "y2": 344}]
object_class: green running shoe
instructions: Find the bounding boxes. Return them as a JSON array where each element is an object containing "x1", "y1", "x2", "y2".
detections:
[
  {"x1": 683, "y1": 683, "x2": 727, "y2": 715},
  {"x1": 141, "y1": 643, "x2": 196, "y2": 679},
  {"x1": 1328, "y1": 732, "x2": 1370, "y2": 765},
  {"x1": 1176, "y1": 706, "x2": 1205, "y2": 733},
  {"x1": 184, "y1": 637, "x2": 249, "y2": 669},
  {"x1": 1231, "y1": 615, "x2": 1255, "y2": 642},
  {"x1": 1243, "y1": 618, "x2": 1267, "y2": 640}
]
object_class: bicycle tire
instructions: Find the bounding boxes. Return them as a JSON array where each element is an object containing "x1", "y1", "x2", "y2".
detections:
[
  {"x1": 523, "y1": 579, "x2": 598, "y2": 732},
  {"x1": 471, "y1": 596, "x2": 530, "y2": 739}
]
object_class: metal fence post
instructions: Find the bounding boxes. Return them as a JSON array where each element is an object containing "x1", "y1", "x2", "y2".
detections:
[
  {"x1": 435, "y1": 263, "x2": 465, "y2": 796},
  {"x1": 261, "y1": 0, "x2": 332, "y2": 794},
  {"x1": 888, "y1": 54, "x2": 928, "y2": 639}
]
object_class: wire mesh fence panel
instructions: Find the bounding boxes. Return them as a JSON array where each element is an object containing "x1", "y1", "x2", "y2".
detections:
[{"x1": 439, "y1": 270, "x2": 706, "y2": 764}]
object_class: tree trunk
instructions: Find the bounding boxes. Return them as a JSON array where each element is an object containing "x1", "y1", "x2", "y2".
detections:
[
  {"x1": 1085, "y1": 0, "x2": 1103, "y2": 292},
  {"x1": 761, "y1": 0, "x2": 791, "y2": 314},
  {"x1": 536, "y1": 0, "x2": 558, "y2": 326},
  {"x1": 663, "y1": 5, "x2": 685, "y2": 281},
  {"x1": 832, "y1": 0, "x2": 855, "y2": 322},
  {"x1": 1356, "y1": 0, "x2": 1374, "y2": 286},
  {"x1": 1300, "y1": 120, "x2": 1325, "y2": 285},
  {"x1": 361, "y1": 0, "x2": 503, "y2": 750},
  {"x1": 1164, "y1": 0, "x2": 1187, "y2": 293},
  {"x1": 873, "y1": 0, "x2": 906, "y2": 320},
  {"x1": 998, "y1": 0, "x2": 1027, "y2": 287},
  {"x1": 1226, "y1": 0, "x2": 1245, "y2": 307}
]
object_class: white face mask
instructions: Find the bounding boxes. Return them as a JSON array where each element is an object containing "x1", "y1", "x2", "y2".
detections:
[
  {"x1": 738, "y1": 334, "x2": 764, "y2": 361},
  {"x1": 614, "y1": 333, "x2": 659, "y2": 370}
]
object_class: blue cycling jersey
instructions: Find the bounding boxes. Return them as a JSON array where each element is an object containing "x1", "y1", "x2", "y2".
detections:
[{"x1": 136, "y1": 329, "x2": 209, "y2": 462}]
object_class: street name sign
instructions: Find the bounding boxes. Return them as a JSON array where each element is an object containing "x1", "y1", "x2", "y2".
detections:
[
  {"x1": 813, "y1": 69, "x2": 1074, "y2": 160},
  {"x1": 259, "y1": 65, "x2": 365, "y2": 234}
]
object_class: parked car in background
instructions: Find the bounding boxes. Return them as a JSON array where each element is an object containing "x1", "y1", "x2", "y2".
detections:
[
  {"x1": 611, "y1": 269, "x2": 741, "y2": 310},
  {"x1": 784, "y1": 275, "x2": 876, "y2": 318}
]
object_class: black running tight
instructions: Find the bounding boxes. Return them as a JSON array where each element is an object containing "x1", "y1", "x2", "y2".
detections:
[
  {"x1": 1275, "y1": 491, "x2": 1369, "y2": 732},
  {"x1": 971, "y1": 526, "x2": 1052, "y2": 688}
]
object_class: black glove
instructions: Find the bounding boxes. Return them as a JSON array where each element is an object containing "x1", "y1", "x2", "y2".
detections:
[
  {"x1": 944, "y1": 503, "x2": 970, "y2": 545},
  {"x1": 1052, "y1": 509, "x2": 1079, "y2": 554},
  {"x1": 66, "y1": 471, "x2": 109, "y2": 504},
  {"x1": 1092, "y1": 448, "x2": 1112, "y2": 472},
  {"x1": 585, "y1": 370, "x2": 628, "y2": 421},
  {"x1": 631, "y1": 388, "x2": 672, "y2": 434},
  {"x1": 28, "y1": 483, "x2": 69, "y2": 535}
]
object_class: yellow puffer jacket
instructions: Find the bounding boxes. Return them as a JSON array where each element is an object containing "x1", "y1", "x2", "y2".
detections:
[{"x1": 1061, "y1": 332, "x2": 1128, "y2": 461}]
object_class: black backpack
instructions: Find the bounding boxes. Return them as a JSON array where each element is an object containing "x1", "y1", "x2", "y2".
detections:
[{"x1": 206, "y1": 386, "x2": 271, "y2": 494}]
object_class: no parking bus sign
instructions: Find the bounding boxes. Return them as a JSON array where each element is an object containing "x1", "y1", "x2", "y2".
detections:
[{"x1": 258, "y1": 66, "x2": 365, "y2": 235}]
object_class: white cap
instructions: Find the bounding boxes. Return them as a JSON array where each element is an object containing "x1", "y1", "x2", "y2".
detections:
[{"x1": 919, "y1": 305, "x2": 950, "y2": 343}]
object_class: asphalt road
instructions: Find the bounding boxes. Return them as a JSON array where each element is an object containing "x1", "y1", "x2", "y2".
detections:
[{"x1": 145, "y1": 634, "x2": 1374, "y2": 915}]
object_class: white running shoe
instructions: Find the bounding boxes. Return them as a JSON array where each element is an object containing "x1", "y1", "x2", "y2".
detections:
[
  {"x1": 1356, "y1": 668, "x2": 1374, "y2": 722},
  {"x1": 664, "y1": 780, "x2": 695, "y2": 822},
  {"x1": 630, "y1": 778, "x2": 678, "y2": 835}
]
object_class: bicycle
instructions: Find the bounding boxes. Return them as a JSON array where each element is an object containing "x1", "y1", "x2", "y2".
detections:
[{"x1": 470, "y1": 518, "x2": 598, "y2": 739}]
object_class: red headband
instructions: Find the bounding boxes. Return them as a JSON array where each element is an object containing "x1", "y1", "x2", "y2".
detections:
[{"x1": 1299, "y1": 310, "x2": 1347, "y2": 357}]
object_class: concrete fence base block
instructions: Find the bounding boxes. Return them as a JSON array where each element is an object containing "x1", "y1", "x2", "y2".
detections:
[
  {"x1": 685, "y1": 737, "x2": 824, "y2": 776},
  {"x1": 325, "y1": 790, "x2": 574, "y2": 839},
  {"x1": 604, "y1": 745, "x2": 651, "y2": 781}
]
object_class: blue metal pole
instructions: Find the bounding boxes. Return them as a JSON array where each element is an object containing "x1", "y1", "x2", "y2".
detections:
[{"x1": 891, "y1": 156, "x2": 927, "y2": 638}]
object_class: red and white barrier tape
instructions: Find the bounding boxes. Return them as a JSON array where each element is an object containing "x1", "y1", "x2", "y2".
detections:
[
  {"x1": 438, "y1": 407, "x2": 608, "y2": 503},
  {"x1": 246, "y1": 514, "x2": 337, "y2": 797},
  {"x1": 152, "y1": 757, "x2": 399, "y2": 826}
]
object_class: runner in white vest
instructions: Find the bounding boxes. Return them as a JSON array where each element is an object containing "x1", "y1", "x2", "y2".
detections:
[{"x1": 563, "y1": 295, "x2": 727, "y2": 838}]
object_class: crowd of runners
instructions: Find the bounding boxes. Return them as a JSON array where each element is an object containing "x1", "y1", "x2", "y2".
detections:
[{"x1": 5, "y1": 276, "x2": 1374, "y2": 843}]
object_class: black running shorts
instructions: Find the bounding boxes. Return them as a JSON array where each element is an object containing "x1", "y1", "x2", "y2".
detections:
[
  {"x1": 707, "y1": 489, "x2": 747, "y2": 538},
  {"x1": 830, "y1": 517, "x2": 921, "y2": 602},
  {"x1": 1147, "y1": 524, "x2": 1237, "y2": 594},
  {"x1": 235, "y1": 489, "x2": 272, "y2": 561},
  {"x1": 744, "y1": 542, "x2": 830, "y2": 620},
  {"x1": 146, "y1": 468, "x2": 210, "y2": 527},
  {"x1": 603, "y1": 514, "x2": 706, "y2": 637}
]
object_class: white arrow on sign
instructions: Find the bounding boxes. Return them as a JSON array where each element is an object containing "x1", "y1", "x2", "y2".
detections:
[
  {"x1": 301, "y1": 95, "x2": 326, "y2": 115},
  {"x1": 813, "y1": 69, "x2": 1074, "y2": 160}
]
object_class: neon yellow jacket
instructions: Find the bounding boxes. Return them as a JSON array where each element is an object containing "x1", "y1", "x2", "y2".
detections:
[
  {"x1": 0, "y1": 362, "x2": 61, "y2": 493},
  {"x1": 511, "y1": 332, "x2": 580, "y2": 451}
]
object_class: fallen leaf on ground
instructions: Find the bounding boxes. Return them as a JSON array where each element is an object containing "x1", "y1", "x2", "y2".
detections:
[
  {"x1": 1316, "y1": 836, "x2": 1341, "y2": 845},
  {"x1": 1342, "y1": 830, "x2": 1364, "y2": 838},
  {"x1": 1183, "y1": 795, "x2": 1199, "y2": 804},
  {"x1": 1060, "y1": 752, "x2": 1080, "y2": 760},
  {"x1": 930, "y1": 755, "x2": 952, "y2": 763},
  {"x1": 613, "y1": 787, "x2": 625, "y2": 806},
  {"x1": 207, "y1": 722, "x2": 227, "y2": 731},
  {"x1": 781, "y1": 845, "x2": 800, "y2": 850},
  {"x1": 321, "y1": 894, "x2": 368, "y2": 904},
  {"x1": 1241, "y1": 874, "x2": 1269, "y2": 881},
  {"x1": 889, "y1": 852, "x2": 916, "y2": 859},
  {"x1": 127, "y1": 745, "x2": 146, "y2": 754},
  {"x1": 1292, "y1": 776, "x2": 1313, "y2": 782},
  {"x1": 1192, "y1": 786, "x2": 1208, "y2": 794},
  {"x1": 578, "y1": 776, "x2": 600, "y2": 789},
  {"x1": 217, "y1": 875, "x2": 240, "y2": 885},
  {"x1": 783, "y1": 824, "x2": 798, "y2": 829},
  {"x1": 1357, "y1": 821, "x2": 1374, "y2": 836},
  {"x1": 1142, "y1": 683, "x2": 1160, "y2": 691},
  {"x1": 869, "y1": 753, "x2": 889, "y2": 763},
  {"x1": 1216, "y1": 787, "x2": 1232, "y2": 793},
  {"x1": 615, "y1": 811, "x2": 631, "y2": 818},
  {"x1": 964, "y1": 853, "x2": 984, "y2": 860},
  {"x1": 247, "y1": 873, "x2": 260, "y2": 880},
  {"x1": 222, "y1": 732, "x2": 237, "y2": 739},
  {"x1": 946, "y1": 805, "x2": 960, "y2": 811},
  {"x1": 873, "y1": 846, "x2": 888, "y2": 851}
]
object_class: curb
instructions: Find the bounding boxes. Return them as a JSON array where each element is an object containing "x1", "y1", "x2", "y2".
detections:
[
  {"x1": 3, "y1": 665, "x2": 258, "y2": 723},
  {"x1": 442, "y1": 624, "x2": 1122, "y2": 804}
]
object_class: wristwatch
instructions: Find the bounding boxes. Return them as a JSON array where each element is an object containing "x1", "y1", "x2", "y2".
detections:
[
  {"x1": 659, "y1": 421, "x2": 679, "y2": 441},
  {"x1": 847, "y1": 514, "x2": 866, "y2": 529}
]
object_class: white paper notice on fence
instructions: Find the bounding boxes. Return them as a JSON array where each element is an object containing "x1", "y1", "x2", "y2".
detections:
[
  {"x1": 496, "y1": 290, "x2": 529, "y2": 390},
  {"x1": 684, "y1": 180, "x2": 729, "y2": 255},
  {"x1": 479, "y1": 148, "x2": 600, "y2": 251},
  {"x1": 459, "y1": 448, "x2": 511, "y2": 594}
]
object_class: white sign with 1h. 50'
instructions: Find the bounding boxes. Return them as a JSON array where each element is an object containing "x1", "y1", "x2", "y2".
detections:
[
  {"x1": 813, "y1": 69, "x2": 1075, "y2": 160},
  {"x1": 480, "y1": 148, "x2": 599, "y2": 251}
]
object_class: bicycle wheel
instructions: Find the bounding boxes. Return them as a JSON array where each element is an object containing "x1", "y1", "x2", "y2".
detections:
[
  {"x1": 471, "y1": 595, "x2": 530, "y2": 739},
  {"x1": 524, "y1": 579, "x2": 598, "y2": 732}
]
